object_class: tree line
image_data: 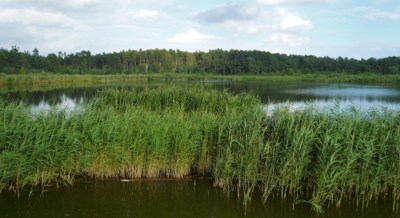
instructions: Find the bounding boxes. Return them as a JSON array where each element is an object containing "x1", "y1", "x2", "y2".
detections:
[{"x1": 1, "y1": 46, "x2": 400, "y2": 75}]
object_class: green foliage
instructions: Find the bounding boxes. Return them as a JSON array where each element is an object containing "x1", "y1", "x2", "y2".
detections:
[
  {"x1": 261, "y1": 105, "x2": 400, "y2": 212},
  {"x1": 0, "y1": 86, "x2": 264, "y2": 190},
  {"x1": 1, "y1": 46, "x2": 400, "y2": 75}
]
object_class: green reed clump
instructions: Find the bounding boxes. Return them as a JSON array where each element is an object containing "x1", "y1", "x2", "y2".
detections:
[
  {"x1": 0, "y1": 87, "x2": 265, "y2": 197},
  {"x1": 90, "y1": 87, "x2": 267, "y2": 197},
  {"x1": 261, "y1": 105, "x2": 400, "y2": 212},
  {"x1": 92, "y1": 86, "x2": 253, "y2": 114}
]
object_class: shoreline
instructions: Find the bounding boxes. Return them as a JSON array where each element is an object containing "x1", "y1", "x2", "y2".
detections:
[{"x1": 1, "y1": 72, "x2": 400, "y2": 87}]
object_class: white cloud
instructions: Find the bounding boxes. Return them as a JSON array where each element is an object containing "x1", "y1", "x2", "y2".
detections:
[
  {"x1": 214, "y1": 7, "x2": 313, "y2": 37},
  {"x1": 268, "y1": 33, "x2": 310, "y2": 47},
  {"x1": 246, "y1": 26, "x2": 263, "y2": 34},
  {"x1": 223, "y1": 20, "x2": 270, "y2": 34},
  {"x1": 26, "y1": 26, "x2": 79, "y2": 51},
  {"x1": 0, "y1": 8, "x2": 84, "y2": 28},
  {"x1": 0, "y1": 7, "x2": 84, "y2": 53},
  {"x1": 257, "y1": 0, "x2": 332, "y2": 5},
  {"x1": 367, "y1": 9, "x2": 400, "y2": 20},
  {"x1": 279, "y1": 14, "x2": 313, "y2": 32},
  {"x1": 168, "y1": 29, "x2": 216, "y2": 43},
  {"x1": 264, "y1": 47, "x2": 283, "y2": 53},
  {"x1": 58, "y1": 0, "x2": 105, "y2": 8},
  {"x1": 368, "y1": 11, "x2": 400, "y2": 20},
  {"x1": 134, "y1": 9, "x2": 159, "y2": 19},
  {"x1": 350, "y1": 6, "x2": 400, "y2": 20},
  {"x1": 0, "y1": 0, "x2": 110, "y2": 8},
  {"x1": 348, "y1": 6, "x2": 372, "y2": 13}
]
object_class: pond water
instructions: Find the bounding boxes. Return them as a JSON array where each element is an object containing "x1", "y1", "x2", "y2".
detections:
[
  {"x1": 0, "y1": 179, "x2": 396, "y2": 218},
  {"x1": 2, "y1": 80, "x2": 400, "y2": 112},
  {"x1": 1, "y1": 80, "x2": 400, "y2": 217}
]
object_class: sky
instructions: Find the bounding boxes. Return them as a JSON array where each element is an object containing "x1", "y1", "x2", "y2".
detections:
[{"x1": 0, "y1": 0, "x2": 399, "y2": 59}]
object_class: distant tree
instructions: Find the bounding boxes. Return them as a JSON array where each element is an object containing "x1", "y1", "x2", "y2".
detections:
[
  {"x1": 46, "y1": 53, "x2": 60, "y2": 72},
  {"x1": 0, "y1": 48, "x2": 9, "y2": 72},
  {"x1": 33, "y1": 48, "x2": 39, "y2": 56},
  {"x1": 8, "y1": 46, "x2": 21, "y2": 72}
]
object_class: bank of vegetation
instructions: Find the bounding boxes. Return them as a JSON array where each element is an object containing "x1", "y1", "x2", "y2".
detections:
[
  {"x1": 1, "y1": 87, "x2": 399, "y2": 213},
  {"x1": 1, "y1": 73, "x2": 400, "y2": 92}
]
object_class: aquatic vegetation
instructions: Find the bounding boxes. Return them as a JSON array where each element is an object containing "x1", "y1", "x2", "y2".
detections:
[
  {"x1": 0, "y1": 87, "x2": 399, "y2": 213},
  {"x1": 261, "y1": 105, "x2": 400, "y2": 212},
  {"x1": 0, "y1": 86, "x2": 264, "y2": 188}
]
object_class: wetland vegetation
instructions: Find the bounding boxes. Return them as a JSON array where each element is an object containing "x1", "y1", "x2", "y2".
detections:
[
  {"x1": 2, "y1": 72, "x2": 400, "y2": 91},
  {"x1": 1, "y1": 86, "x2": 399, "y2": 213}
]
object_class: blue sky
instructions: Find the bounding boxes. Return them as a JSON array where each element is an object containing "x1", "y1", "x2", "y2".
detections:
[{"x1": 0, "y1": 0, "x2": 399, "y2": 58}]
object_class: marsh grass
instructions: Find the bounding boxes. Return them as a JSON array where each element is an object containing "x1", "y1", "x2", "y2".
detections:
[
  {"x1": 0, "y1": 87, "x2": 399, "y2": 213},
  {"x1": 0, "y1": 86, "x2": 265, "y2": 192},
  {"x1": 261, "y1": 104, "x2": 400, "y2": 212}
]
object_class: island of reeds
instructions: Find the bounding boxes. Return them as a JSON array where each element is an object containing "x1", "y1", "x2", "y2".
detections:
[{"x1": 1, "y1": 86, "x2": 399, "y2": 213}]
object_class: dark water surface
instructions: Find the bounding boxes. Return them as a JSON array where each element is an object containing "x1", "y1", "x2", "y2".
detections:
[{"x1": 0, "y1": 179, "x2": 396, "y2": 218}]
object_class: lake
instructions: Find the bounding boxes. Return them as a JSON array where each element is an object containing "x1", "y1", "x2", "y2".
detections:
[
  {"x1": 1, "y1": 80, "x2": 399, "y2": 217},
  {"x1": 2, "y1": 80, "x2": 400, "y2": 113}
]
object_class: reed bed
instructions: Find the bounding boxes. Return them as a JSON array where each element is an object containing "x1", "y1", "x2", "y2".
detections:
[
  {"x1": 0, "y1": 86, "x2": 264, "y2": 192},
  {"x1": 0, "y1": 87, "x2": 399, "y2": 213},
  {"x1": 261, "y1": 105, "x2": 400, "y2": 212}
]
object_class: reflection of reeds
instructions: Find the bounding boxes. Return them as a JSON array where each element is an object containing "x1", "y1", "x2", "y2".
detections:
[{"x1": 0, "y1": 87, "x2": 399, "y2": 213}]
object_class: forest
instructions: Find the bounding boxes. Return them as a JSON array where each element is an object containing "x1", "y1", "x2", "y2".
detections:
[{"x1": 1, "y1": 46, "x2": 400, "y2": 75}]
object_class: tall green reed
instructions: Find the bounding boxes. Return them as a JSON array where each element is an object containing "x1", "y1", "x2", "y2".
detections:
[
  {"x1": 0, "y1": 87, "x2": 264, "y2": 195},
  {"x1": 261, "y1": 104, "x2": 400, "y2": 212}
]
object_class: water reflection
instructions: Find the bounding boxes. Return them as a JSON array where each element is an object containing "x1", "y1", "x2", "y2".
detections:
[
  {"x1": 1, "y1": 81, "x2": 399, "y2": 112},
  {"x1": 0, "y1": 180, "x2": 396, "y2": 218},
  {"x1": 4, "y1": 89, "x2": 93, "y2": 106},
  {"x1": 211, "y1": 81, "x2": 400, "y2": 111},
  {"x1": 292, "y1": 84, "x2": 400, "y2": 97},
  {"x1": 287, "y1": 84, "x2": 400, "y2": 103},
  {"x1": 29, "y1": 94, "x2": 84, "y2": 114}
]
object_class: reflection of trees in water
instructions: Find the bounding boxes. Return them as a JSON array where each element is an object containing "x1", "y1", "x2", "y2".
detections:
[
  {"x1": 2, "y1": 179, "x2": 393, "y2": 217},
  {"x1": 3, "y1": 180, "x2": 275, "y2": 217},
  {"x1": 211, "y1": 81, "x2": 400, "y2": 104},
  {"x1": 2, "y1": 84, "x2": 149, "y2": 106},
  {"x1": 3, "y1": 88, "x2": 99, "y2": 106},
  {"x1": 1, "y1": 81, "x2": 400, "y2": 107}
]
